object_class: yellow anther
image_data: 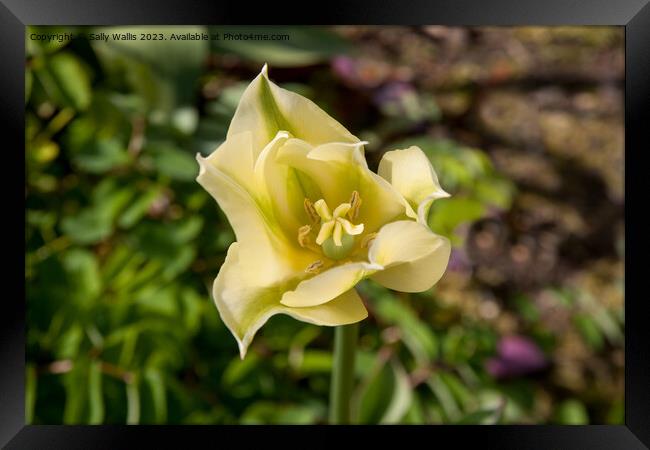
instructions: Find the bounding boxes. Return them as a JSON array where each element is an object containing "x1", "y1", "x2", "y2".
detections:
[
  {"x1": 297, "y1": 225, "x2": 312, "y2": 248},
  {"x1": 304, "y1": 194, "x2": 365, "y2": 256},
  {"x1": 361, "y1": 232, "x2": 378, "y2": 248},
  {"x1": 305, "y1": 260, "x2": 324, "y2": 274},
  {"x1": 348, "y1": 191, "x2": 361, "y2": 220},
  {"x1": 304, "y1": 199, "x2": 320, "y2": 225}
]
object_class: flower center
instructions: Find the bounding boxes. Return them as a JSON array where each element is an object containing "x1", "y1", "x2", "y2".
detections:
[{"x1": 299, "y1": 191, "x2": 364, "y2": 261}]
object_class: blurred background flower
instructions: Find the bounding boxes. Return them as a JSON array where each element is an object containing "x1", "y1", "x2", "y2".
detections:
[
  {"x1": 486, "y1": 335, "x2": 547, "y2": 379},
  {"x1": 25, "y1": 25, "x2": 624, "y2": 425}
]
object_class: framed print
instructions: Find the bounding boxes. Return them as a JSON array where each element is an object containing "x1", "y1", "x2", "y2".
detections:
[{"x1": 2, "y1": 0, "x2": 650, "y2": 448}]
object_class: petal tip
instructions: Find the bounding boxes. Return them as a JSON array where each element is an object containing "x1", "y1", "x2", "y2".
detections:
[{"x1": 237, "y1": 341, "x2": 248, "y2": 359}]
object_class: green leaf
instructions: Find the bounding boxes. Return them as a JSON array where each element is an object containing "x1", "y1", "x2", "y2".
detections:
[
  {"x1": 63, "y1": 359, "x2": 89, "y2": 424},
  {"x1": 26, "y1": 69, "x2": 33, "y2": 104},
  {"x1": 210, "y1": 26, "x2": 349, "y2": 67},
  {"x1": 380, "y1": 362, "x2": 413, "y2": 424},
  {"x1": 439, "y1": 371, "x2": 474, "y2": 412},
  {"x1": 27, "y1": 26, "x2": 73, "y2": 55},
  {"x1": 149, "y1": 145, "x2": 198, "y2": 181},
  {"x1": 555, "y1": 399, "x2": 589, "y2": 425},
  {"x1": 356, "y1": 360, "x2": 393, "y2": 424},
  {"x1": 222, "y1": 353, "x2": 261, "y2": 388},
  {"x1": 54, "y1": 323, "x2": 84, "y2": 359},
  {"x1": 455, "y1": 407, "x2": 504, "y2": 425},
  {"x1": 144, "y1": 368, "x2": 167, "y2": 423},
  {"x1": 295, "y1": 350, "x2": 332, "y2": 375},
  {"x1": 240, "y1": 402, "x2": 324, "y2": 424},
  {"x1": 118, "y1": 187, "x2": 161, "y2": 229},
  {"x1": 356, "y1": 358, "x2": 412, "y2": 424},
  {"x1": 93, "y1": 26, "x2": 209, "y2": 111},
  {"x1": 88, "y1": 360, "x2": 105, "y2": 424},
  {"x1": 126, "y1": 378, "x2": 141, "y2": 425},
  {"x1": 25, "y1": 364, "x2": 37, "y2": 424},
  {"x1": 47, "y1": 52, "x2": 92, "y2": 110},
  {"x1": 61, "y1": 183, "x2": 134, "y2": 245},
  {"x1": 180, "y1": 288, "x2": 203, "y2": 335},
  {"x1": 372, "y1": 293, "x2": 439, "y2": 363},
  {"x1": 61, "y1": 209, "x2": 114, "y2": 245},
  {"x1": 573, "y1": 314, "x2": 604, "y2": 351},
  {"x1": 428, "y1": 196, "x2": 486, "y2": 245},
  {"x1": 72, "y1": 139, "x2": 130, "y2": 173},
  {"x1": 61, "y1": 249, "x2": 102, "y2": 305},
  {"x1": 427, "y1": 372, "x2": 461, "y2": 422}
]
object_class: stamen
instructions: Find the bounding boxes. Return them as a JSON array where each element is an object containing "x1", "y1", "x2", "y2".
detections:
[
  {"x1": 361, "y1": 232, "x2": 378, "y2": 248},
  {"x1": 297, "y1": 225, "x2": 312, "y2": 247},
  {"x1": 305, "y1": 260, "x2": 324, "y2": 274},
  {"x1": 348, "y1": 191, "x2": 361, "y2": 220},
  {"x1": 304, "y1": 199, "x2": 320, "y2": 225},
  {"x1": 301, "y1": 193, "x2": 366, "y2": 258}
]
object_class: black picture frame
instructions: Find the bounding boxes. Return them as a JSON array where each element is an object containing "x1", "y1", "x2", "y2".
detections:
[{"x1": 4, "y1": 0, "x2": 649, "y2": 448}]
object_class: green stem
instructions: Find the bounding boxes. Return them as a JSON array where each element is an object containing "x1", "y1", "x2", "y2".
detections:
[{"x1": 329, "y1": 323, "x2": 359, "y2": 424}]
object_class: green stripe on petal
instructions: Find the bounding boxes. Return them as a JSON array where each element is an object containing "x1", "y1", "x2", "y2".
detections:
[
  {"x1": 197, "y1": 154, "x2": 313, "y2": 285},
  {"x1": 228, "y1": 65, "x2": 359, "y2": 156}
]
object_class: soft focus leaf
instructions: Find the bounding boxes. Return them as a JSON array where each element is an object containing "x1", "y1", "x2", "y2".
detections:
[
  {"x1": 72, "y1": 139, "x2": 130, "y2": 173},
  {"x1": 211, "y1": 26, "x2": 349, "y2": 67},
  {"x1": 148, "y1": 144, "x2": 199, "y2": 181},
  {"x1": 356, "y1": 358, "x2": 412, "y2": 424},
  {"x1": 88, "y1": 361, "x2": 105, "y2": 424},
  {"x1": 45, "y1": 52, "x2": 92, "y2": 110},
  {"x1": 555, "y1": 399, "x2": 589, "y2": 425}
]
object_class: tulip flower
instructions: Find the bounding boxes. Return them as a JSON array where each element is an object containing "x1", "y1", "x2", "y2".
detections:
[{"x1": 196, "y1": 65, "x2": 451, "y2": 362}]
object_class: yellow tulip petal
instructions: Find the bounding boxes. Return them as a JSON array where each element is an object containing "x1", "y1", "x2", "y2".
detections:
[
  {"x1": 202, "y1": 130, "x2": 256, "y2": 195},
  {"x1": 378, "y1": 146, "x2": 450, "y2": 224},
  {"x1": 215, "y1": 243, "x2": 367, "y2": 358},
  {"x1": 369, "y1": 220, "x2": 451, "y2": 292},
  {"x1": 196, "y1": 154, "x2": 311, "y2": 285},
  {"x1": 280, "y1": 261, "x2": 382, "y2": 308},
  {"x1": 252, "y1": 130, "x2": 308, "y2": 235},
  {"x1": 228, "y1": 64, "x2": 359, "y2": 156},
  {"x1": 276, "y1": 140, "x2": 413, "y2": 232}
]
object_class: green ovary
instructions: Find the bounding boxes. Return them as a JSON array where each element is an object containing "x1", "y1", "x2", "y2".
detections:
[{"x1": 322, "y1": 234, "x2": 356, "y2": 260}]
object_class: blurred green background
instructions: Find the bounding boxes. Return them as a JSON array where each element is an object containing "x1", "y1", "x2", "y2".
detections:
[{"x1": 25, "y1": 25, "x2": 624, "y2": 425}]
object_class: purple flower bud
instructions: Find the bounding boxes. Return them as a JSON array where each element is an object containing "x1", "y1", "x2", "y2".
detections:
[
  {"x1": 486, "y1": 335, "x2": 547, "y2": 379},
  {"x1": 447, "y1": 247, "x2": 470, "y2": 272},
  {"x1": 331, "y1": 56, "x2": 357, "y2": 81}
]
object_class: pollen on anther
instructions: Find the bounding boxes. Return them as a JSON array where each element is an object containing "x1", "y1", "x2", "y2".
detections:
[
  {"x1": 361, "y1": 232, "x2": 378, "y2": 248},
  {"x1": 304, "y1": 199, "x2": 320, "y2": 224},
  {"x1": 298, "y1": 225, "x2": 312, "y2": 247},
  {"x1": 348, "y1": 191, "x2": 361, "y2": 220},
  {"x1": 305, "y1": 260, "x2": 324, "y2": 274}
]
